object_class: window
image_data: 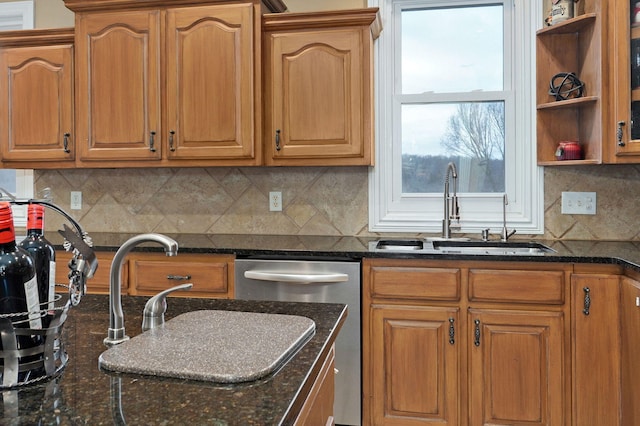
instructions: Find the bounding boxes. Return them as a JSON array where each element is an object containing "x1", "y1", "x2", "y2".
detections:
[
  {"x1": 369, "y1": 0, "x2": 543, "y2": 235},
  {"x1": 0, "y1": 1, "x2": 34, "y2": 227}
]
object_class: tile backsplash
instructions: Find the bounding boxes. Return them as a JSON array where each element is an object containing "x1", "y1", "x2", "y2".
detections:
[{"x1": 35, "y1": 164, "x2": 640, "y2": 241}]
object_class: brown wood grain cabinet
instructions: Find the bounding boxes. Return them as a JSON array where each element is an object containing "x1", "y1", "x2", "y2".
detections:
[
  {"x1": 0, "y1": 29, "x2": 75, "y2": 167},
  {"x1": 294, "y1": 344, "x2": 336, "y2": 426},
  {"x1": 128, "y1": 252, "x2": 234, "y2": 298},
  {"x1": 262, "y1": 8, "x2": 380, "y2": 166},
  {"x1": 571, "y1": 274, "x2": 621, "y2": 426},
  {"x1": 620, "y1": 274, "x2": 640, "y2": 426},
  {"x1": 537, "y1": 0, "x2": 640, "y2": 164},
  {"x1": 363, "y1": 259, "x2": 571, "y2": 425},
  {"x1": 55, "y1": 250, "x2": 126, "y2": 295},
  {"x1": 68, "y1": 0, "x2": 264, "y2": 167}
]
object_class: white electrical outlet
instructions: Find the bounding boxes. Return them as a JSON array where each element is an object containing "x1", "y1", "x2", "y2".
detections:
[
  {"x1": 269, "y1": 191, "x2": 282, "y2": 212},
  {"x1": 70, "y1": 191, "x2": 82, "y2": 210},
  {"x1": 561, "y1": 191, "x2": 596, "y2": 215}
]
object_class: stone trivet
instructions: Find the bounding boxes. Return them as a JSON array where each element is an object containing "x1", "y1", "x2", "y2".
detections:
[{"x1": 98, "y1": 310, "x2": 315, "y2": 383}]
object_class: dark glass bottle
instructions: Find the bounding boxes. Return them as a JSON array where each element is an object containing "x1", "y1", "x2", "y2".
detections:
[
  {"x1": 19, "y1": 204, "x2": 56, "y2": 319},
  {"x1": 0, "y1": 202, "x2": 41, "y2": 354}
]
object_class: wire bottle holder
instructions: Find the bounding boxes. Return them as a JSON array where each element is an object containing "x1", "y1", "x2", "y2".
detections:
[
  {"x1": 0, "y1": 189, "x2": 97, "y2": 388},
  {"x1": 0, "y1": 290, "x2": 71, "y2": 388}
]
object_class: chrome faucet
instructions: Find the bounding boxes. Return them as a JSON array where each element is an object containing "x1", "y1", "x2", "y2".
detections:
[
  {"x1": 501, "y1": 193, "x2": 516, "y2": 242},
  {"x1": 442, "y1": 162, "x2": 461, "y2": 239},
  {"x1": 104, "y1": 234, "x2": 178, "y2": 346}
]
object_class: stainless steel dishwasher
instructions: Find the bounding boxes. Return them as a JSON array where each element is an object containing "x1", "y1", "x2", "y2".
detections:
[{"x1": 234, "y1": 258, "x2": 361, "y2": 426}]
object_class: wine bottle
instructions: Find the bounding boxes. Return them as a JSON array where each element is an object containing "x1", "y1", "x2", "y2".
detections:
[
  {"x1": 0, "y1": 202, "x2": 41, "y2": 353},
  {"x1": 19, "y1": 204, "x2": 56, "y2": 317}
]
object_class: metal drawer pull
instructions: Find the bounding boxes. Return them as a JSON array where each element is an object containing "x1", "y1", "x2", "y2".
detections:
[
  {"x1": 275, "y1": 129, "x2": 281, "y2": 151},
  {"x1": 167, "y1": 274, "x2": 191, "y2": 281},
  {"x1": 63, "y1": 132, "x2": 71, "y2": 153},
  {"x1": 149, "y1": 131, "x2": 156, "y2": 152},
  {"x1": 244, "y1": 271, "x2": 348, "y2": 284},
  {"x1": 617, "y1": 121, "x2": 626, "y2": 147},
  {"x1": 448, "y1": 318, "x2": 455, "y2": 345},
  {"x1": 583, "y1": 287, "x2": 591, "y2": 316},
  {"x1": 474, "y1": 319, "x2": 481, "y2": 346},
  {"x1": 169, "y1": 130, "x2": 176, "y2": 151}
]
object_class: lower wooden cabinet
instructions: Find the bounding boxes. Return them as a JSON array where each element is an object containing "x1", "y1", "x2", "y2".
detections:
[
  {"x1": 368, "y1": 305, "x2": 459, "y2": 425},
  {"x1": 468, "y1": 308, "x2": 565, "y2": 425},
  {"x1": 128, "y1": 252, "x2": 234, "y2": 298},
  {"x1": 572, "y1": 274, "x2": 621, "y2": 426},
  {"x1": 620, "y1": 274, "x2": 640, "y2": 426},
  {"x1": 55, "y1": 250, "x2": 234, "y2": 298},
  {"x1": 363, "y1": 259, "x2": 570, "y2": 426},
  {"x1": 294, "y1": 344, "x2": 336, "y2": 426},
  {"x1": 55, "y1": 250, "x2": 126, "y2": 295}
]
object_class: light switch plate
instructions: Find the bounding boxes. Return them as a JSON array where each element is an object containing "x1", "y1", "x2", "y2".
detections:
[{"x1": 561, "y1": 191, "x2": 596, "y2": 215}]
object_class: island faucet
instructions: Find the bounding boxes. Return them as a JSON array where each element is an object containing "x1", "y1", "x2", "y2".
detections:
[
  {"x1": 104, "y1": 233, "x2": 178, "y2": 346},
  {"x1": 442, "y1": 162, "x2": 461, "y2": 239}
]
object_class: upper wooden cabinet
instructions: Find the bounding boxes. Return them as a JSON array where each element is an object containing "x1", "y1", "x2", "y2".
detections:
[
  {"x1": 537, "y1": 0, "x2": 640, "y2": 165},
  {"x1": 609, "y1": 1, "x2": 640, "y2": 160},
  {"x1": 0, "y1": 29, "x2": 75, "y2": 167},
  {"x1": 66, "y1": 0, "x2": 286, "y2": 167},
  {"x1": 262, "y1": 8, "x2": 381, "y2": 166}
]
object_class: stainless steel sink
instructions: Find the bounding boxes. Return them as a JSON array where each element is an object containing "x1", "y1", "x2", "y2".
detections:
[
  {"x1": 371, "y1": 239, "x2": 555, "y2": 256},
  {"x1": 431, "y1": 240, "x2": 555, "y2": 255},
  {"x1": 374, "y1": 239, "x2": 424, "y2": 251}
]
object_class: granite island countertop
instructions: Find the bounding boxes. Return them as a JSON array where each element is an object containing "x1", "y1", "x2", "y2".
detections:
[
  {"x1": 2, "y1": 295, "x2": 347, "y2": 425},
  {"x1": 48, "y1": 233, "x2": 640, "y2": 273}
]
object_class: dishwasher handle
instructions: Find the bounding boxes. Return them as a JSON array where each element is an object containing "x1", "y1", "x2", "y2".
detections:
[{"x1": 243, "y1": 270, "x2": 349, "y2": 284}]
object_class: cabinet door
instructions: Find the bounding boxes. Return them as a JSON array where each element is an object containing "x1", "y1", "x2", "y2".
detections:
[
  {"x1": 610, "y1": 3, "x2": 640, "y2": 161},
  {"x1": 165, "y1": 4, "x2": 256, "y2": 162},
  {"x1": 571, "y1": 274, "x2": 621, "y2": 426},
  {"x1": 265, "y1": 27, "x2": 373, "y2": 165},
  {"x1": 620, "y1": 276, "x2": 640, "y2": 426},
  {"x1": 367, "y1": 305, "x2": 459, "y2": 425},
  {"x1": 468, "y1": 309, "x2": 565, "y2": 426},
  {"x1": 0, "y1": 44, "x2": 74, "y2": 163},
  {"x1": 75, "y1": 10, "x2": 162, "y2": 162}
]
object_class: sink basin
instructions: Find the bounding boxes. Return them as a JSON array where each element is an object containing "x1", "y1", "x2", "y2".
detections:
[
  {"x1": 431, "y1": 240, "x2": 555, "y2": 255},
  {"x1": 375, "y1": 239, "x2": 424, "y2": 251},
  {"x1": 371, "y1": 239, "x2": 555, "y2": 256}
]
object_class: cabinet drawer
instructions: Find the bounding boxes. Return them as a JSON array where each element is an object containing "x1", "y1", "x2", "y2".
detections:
[
  {"x1": 468, "y1": 268, "x2": 565, "y2": 304},
  {"x1": 55, "y1": 250, "x2": 126, "y2": 295},
  {"x1": 129, "y1": 253, "x2": 234, "y2": 298},
  {"x1": 369, "y1": 266, "x2": 461, "y2": 301}
]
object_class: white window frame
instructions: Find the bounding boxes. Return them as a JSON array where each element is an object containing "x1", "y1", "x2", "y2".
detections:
[
  {"x1": 0, "y1": 1, "x2": 34, "y2": 227},
  {"x1": 368, "y1": 0, "x2": 544, "y2": 235}
]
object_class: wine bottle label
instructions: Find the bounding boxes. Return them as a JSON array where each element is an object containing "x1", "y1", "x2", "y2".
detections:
[
  {"x1": 24, "y1": 276, "x2": 42, "y2": 330},
  {"x1": 48, "y1": 261, "x2": 57, "y2": 311}
]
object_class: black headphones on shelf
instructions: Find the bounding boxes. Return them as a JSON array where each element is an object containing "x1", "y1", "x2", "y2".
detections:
[{"x1": 549, "y1": 72, "x2": 585, "y2": 101}]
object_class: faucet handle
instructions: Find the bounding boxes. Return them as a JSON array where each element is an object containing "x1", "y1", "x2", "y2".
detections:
[{"x1": 142, "y1": 283, "x2": 193, "y2": 332}]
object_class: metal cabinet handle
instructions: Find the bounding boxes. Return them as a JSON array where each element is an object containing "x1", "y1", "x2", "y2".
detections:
[
  {"x1": 617, "y1": 121, "x2": 626, "y2": 147},
  {"x1": 149, "y1": 131, "x2": 157, "y2": 152},
  {"x1": 448, "y1": 318, "x2": 455, "y2": 345},
  {"x1": 63, "y1": 132, "x2": 71, "y2": 153},
  {"x1": 583, "y1": 287, "x2": 591, "y2": 316},
  {"x1": 244, "y1": 270, "x2": 348, "y2": 283},
  {"x1": 474, "y1": 319, "x2": 481, "y2": 346},
  {"x1": 167, "y1": 274, "x2": 191, "y2": 281},
  {"x1": 169, "y1": 130, "x2": 176, "y2": 152},
  {"x1": 275, "y1": 129, "x2": 281, "y2": 151}
]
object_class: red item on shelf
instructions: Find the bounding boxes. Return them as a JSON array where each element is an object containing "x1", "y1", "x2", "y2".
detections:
[{"x1": 555, "y1": 141, "x2": 583, "y2": 160}]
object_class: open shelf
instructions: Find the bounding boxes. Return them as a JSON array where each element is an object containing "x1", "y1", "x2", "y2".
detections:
[
  {"x1": 536, "y1": 13, "x2": 597, "y2": 36},
  {"x1": 537, "y1": 96, "x2": 599, "y2": 110}
]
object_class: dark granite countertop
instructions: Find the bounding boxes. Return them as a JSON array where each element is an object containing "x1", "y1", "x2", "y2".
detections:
[
  {"x1": 2, "y1": 295, "x2": 347, "y2": 425},
  {"x1": 49, "y1": 233, "x2": 640, "y2": 273}
]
